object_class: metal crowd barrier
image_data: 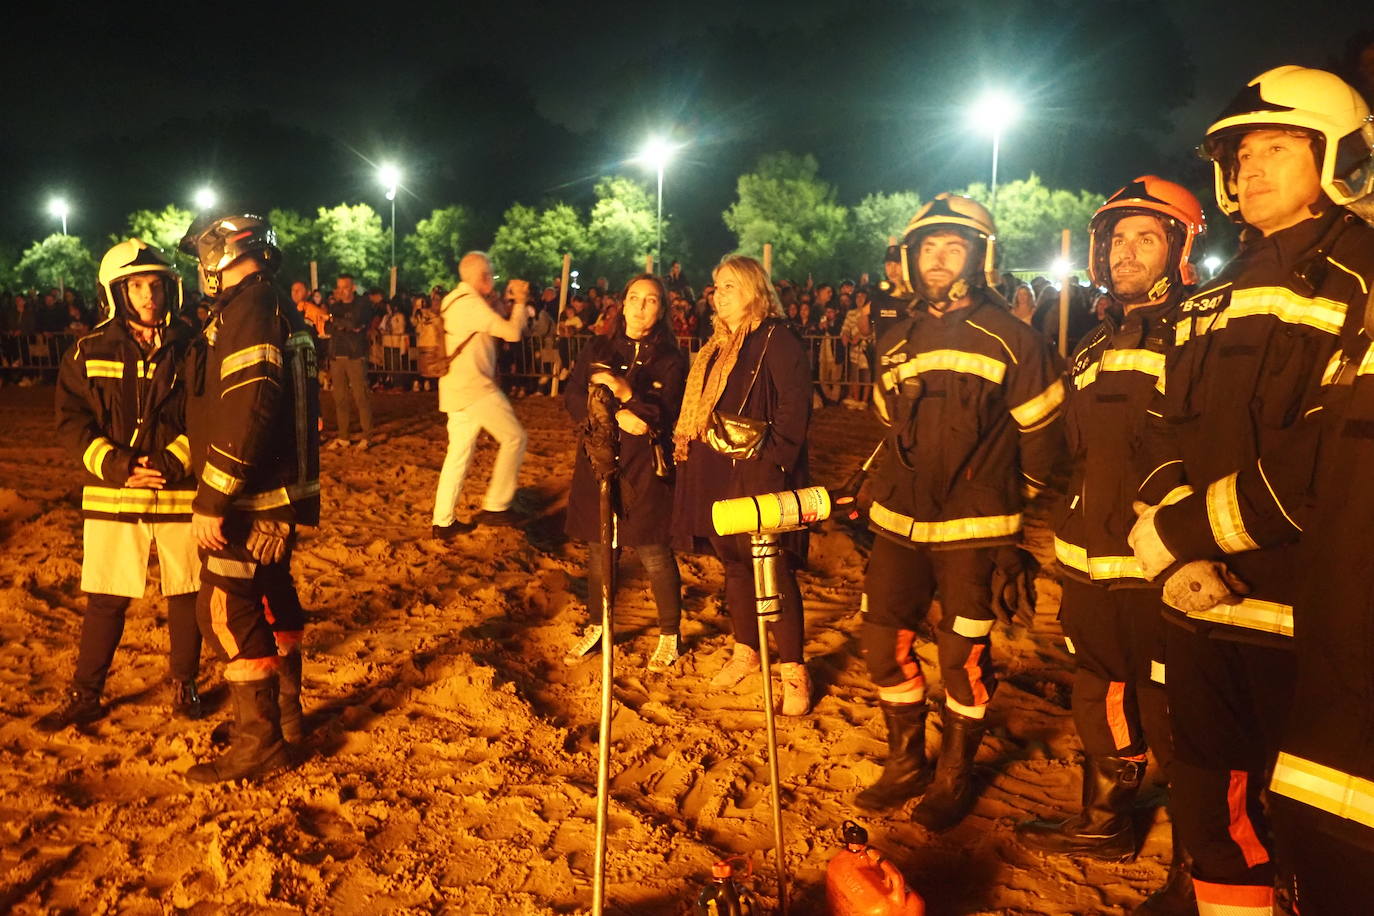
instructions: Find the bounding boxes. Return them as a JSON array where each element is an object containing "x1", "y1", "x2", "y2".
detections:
[{"x1": 340, "y1": 332, "x2": 878, "y2": 400}]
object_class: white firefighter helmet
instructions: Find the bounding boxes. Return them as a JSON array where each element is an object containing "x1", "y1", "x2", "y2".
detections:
[
  {"x1": 900, "y1": 194, "x2": 999, "y2": 301},
  {"x1": 1202, "y1": 65, "x2": 1374, "y2": 218},
  {"x1": 97, "y1": 239, "x2": 182, "y2": 325}
]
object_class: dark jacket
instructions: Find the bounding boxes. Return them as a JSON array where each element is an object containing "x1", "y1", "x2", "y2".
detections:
[
  {"x1": 671, "y1": 318, "x2": 812, "y2": 557},
  {"x1": 565, "y1": 327, "x2": 687, "y2": 547},
  {"x1": 1142, "y1": 210, "x2": 1373, "y2": 647},
  {"x1": 1054, "y1": 298, "x2": 1180, "y2": 585},
  {"x1": 868, "y1": 290, "x2": 1067, "y2": 549},
  {"x1": 327, "y1": 296, "x2": 371, "y2": 359},
  {"x1": 186, "y1": 273, "x2": 321, "y2": 525},
  {"x1": 55, "y1": 317, "x2": 196, "y2": 521}
]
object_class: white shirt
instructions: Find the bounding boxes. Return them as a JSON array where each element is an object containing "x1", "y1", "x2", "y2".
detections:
[{"x1": 437, "y1": 282, "x2": 527, "y2": 412}]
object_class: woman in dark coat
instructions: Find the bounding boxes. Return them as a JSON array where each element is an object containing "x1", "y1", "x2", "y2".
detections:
[
  {"x1": 564, "y1": 274, "x2": 689, "y2": 671},
  {"x1": 671, "y1": 255, "x2": 813, "y2": 715}
]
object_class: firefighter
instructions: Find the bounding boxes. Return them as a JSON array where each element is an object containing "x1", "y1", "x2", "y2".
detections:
[
  {"x1": 178, "y1": 211, "x2": 320, "y2": 783},
  {"x1": 1015, "y1": 177, "x2": 1205, "y2": 913},
  {"x1": 38, "y1": 240, "x2": 205, "y2": 731},
  {"x1": 1128, "y1": 67, "x2": 1374, "y2": 915},
  {"x1": 854, "y1": 195, "x2": 1067, "y2": 831}
]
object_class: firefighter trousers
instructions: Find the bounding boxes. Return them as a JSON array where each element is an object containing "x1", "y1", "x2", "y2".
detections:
[
  {"x1": 72, "y1": 591, "x2": 201, "y2": 692},
  {"x1": 1165, "y1": 617, "x2": 1294, "y2": 911},
  {"x1": 1271, "y1": 794, "x2": 1374, "y2": 916},
  {"x1": 1060, "y1": 578, "x2": 1172, "y2": 768},
  {"x1": 197, "y1": 536, "x2": 277, "y2": 682},
  {"x1": 256, "y1": 533, "x2": 305, "y2": 655},
  {"x1": 861, "y1": 535, "x2": 996, "y2": 717}
]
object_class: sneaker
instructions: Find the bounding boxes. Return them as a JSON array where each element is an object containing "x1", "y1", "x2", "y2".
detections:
[
  {"x1": 473, "y1": 508, "x2": 523, "y2": 527},
  {"x1": 558, "y1": 368, "x2": 570, "y2": 381},
  {"x1": 648, "y1": 634, "x2": 683, "y2": 672},
  {"x1": 172, "y1": 679, "x2": 206, "y2": 720},
  {"x1": 778, "y1": 662, "x2": 813, "y2": 716},
  {"x1": 431, "y1": 520, "x2": 475, "y2": 541},
  {"x1": 354, "y1": 438, "x2": 371, "y2": 450},
  {"x1": 710, "y1": 642, "x2": 760, "y2": 689},
  {"x1": 36, "y1": 687, "x2": 104, "y2": 732},
  {"x1": 327, "y1": 438, "x2": 349, "y2": 450},
  {"x1": 564, "y1": 624, "x2": 605, "y2": 665}
]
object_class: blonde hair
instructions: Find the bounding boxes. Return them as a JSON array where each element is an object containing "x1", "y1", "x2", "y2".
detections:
[{"x1": 713, "y1": 255, "x2": 782, "y2": 323}]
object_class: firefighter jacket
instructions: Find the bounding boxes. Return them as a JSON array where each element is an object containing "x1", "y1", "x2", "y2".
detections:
[
  {"x1": 868, "y1": 290, "x2": 1067, "y2": 550},
  {"x1": 1140, "y1": 213, "x2": 1374, "y2": 842},
  {"x1": 56, "y1": 316, "x2": 196, "y2": 522},
  {"x1": 1054, "y1": 298, "x2": 1181, "y2": 586},
  {"x1": 186, "y1": 272, "x2": 321, "y2": 526},
  {"x1": 1139, "y1": 209, "x2": 1374, "y2": 646}
]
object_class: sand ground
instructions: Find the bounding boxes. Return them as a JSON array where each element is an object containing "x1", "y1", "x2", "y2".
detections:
[{"x1": 0, "y1": 384, "x2": 1173, "y2": 914}]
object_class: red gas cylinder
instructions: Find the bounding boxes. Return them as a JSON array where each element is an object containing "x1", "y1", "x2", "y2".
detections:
[{"x1": 825, "y1": 821, "x2": 925, "y2": 916}]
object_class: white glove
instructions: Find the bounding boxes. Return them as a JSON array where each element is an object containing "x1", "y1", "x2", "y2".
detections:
[
  {"x1": 1129, "y1": 501, "x2": 1177, "y2": 580},
  {"x1": 1162, "y1": 560, "x2": 1249, "y2": 614}
]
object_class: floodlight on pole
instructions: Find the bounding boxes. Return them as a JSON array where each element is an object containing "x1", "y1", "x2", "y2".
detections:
[
  {"x1": 378, "y1": 163, "x2": 401, "y2": 273},
  {"x1": 968, "y1": 90, "x2": 1021, "y2": 217},
  {"x1": 194, "y1": 187, "x2": 218, "y2": 211},
  {"x1": 636, "y1": 137, "x2": 678, "y2": 272},
  {"x1": 48, "y1": 198, "x2": 70, "y2": 236},
  {"x1": 1203, "y1": 254, "x2": 1222, "y2": 278}
]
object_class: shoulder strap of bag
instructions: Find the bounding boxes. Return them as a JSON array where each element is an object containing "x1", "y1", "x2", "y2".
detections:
[
  {"x1": 438, "y1": 287, "x2": 480, "y2": 366},
  {"x1": 735, "y1": 323, "x2": 777, "y2": 412}
]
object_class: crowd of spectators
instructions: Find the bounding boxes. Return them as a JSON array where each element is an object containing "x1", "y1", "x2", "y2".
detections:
[{"x1": 0, "y1": 258, "x2": 1107, "y2": 398}]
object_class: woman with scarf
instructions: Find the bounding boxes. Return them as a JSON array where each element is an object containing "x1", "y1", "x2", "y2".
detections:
[
  {"x1": 671, "y1": 255, "x2": 813, "y2": 715},
  {"x1": 564, "y1": 274, "x2": 689, "y2": 672}
]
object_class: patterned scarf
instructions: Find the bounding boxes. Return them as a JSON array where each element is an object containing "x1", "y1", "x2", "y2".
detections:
[{"x1": 673, "y1": 317, "x2": 760, "y2": 461}]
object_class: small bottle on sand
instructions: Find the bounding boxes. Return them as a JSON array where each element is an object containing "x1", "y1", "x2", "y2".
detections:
[{"x1": 694, "y1": 856, "x2": 759, "y2": 915}]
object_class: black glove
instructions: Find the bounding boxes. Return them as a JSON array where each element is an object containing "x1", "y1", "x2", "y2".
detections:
[
  {"x1": 990, "y1": 546, "x2": 1039, "y2": 627},
  {"x1": 245, "y1": 519, "x2": 292, "y2": 565}
]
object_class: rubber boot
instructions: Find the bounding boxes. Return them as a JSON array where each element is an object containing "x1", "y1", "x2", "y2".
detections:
[
  {"x1": 171, "y1": 679, "x2": 206, "y2": 720},
  {"x1": 185, "y1": 676, "x2": 290, "y2": 784},
  {"x1": 912, "y1": 706, "x2": 986, "y2": 832},
  {"x1": 277, "y1": 651, "x2": 304, "y2": 744},
  {"x1": 36, "y1": 686, "x2": 105, "y2": 732},
  {"x1": 1016, "y1": 755, "x2": 1144, "y2": 860},
  {"x1": 1132, "y1": 825, "x2": 1198, "y2": 915},
  {"x1": 854, "y1": 701, "x2": 932, "y2": 811}
]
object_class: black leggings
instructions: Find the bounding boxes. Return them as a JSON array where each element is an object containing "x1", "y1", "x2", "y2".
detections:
[
  {"x1": 708, "y1": 531, "x2": 804, "y2": 664},
  {"x1": 73, "y1": 591, "x2": 201, "y2": 691},
  {"x1": 586, "y1": 542, "x2": 682, "y2": 635}
]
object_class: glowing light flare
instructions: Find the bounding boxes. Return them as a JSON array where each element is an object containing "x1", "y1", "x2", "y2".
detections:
[
  {"x1": 48, "y1": 198, "x2": 70, "y2": 219},
  {"x1": 968, "y1": 91, "x2": 1022, "y2": 136},
  {"x1": 1203, "y1": 255, "x2": 1222, "y2": 275},
  {"x1": 636, "y1": 137, "x2": 678, "y2": 172},
  {"x1": 194, "y1": 187, "x2": 217, "y2": 210},
  {"x1": 378, "y1": 163, "x2": 401, "y2": 194},
  {"x1": 1050, "y1": 257, "x2": 1073, "y2": 278}
]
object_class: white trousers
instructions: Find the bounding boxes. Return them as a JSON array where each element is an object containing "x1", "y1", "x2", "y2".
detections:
[
  {"x1": 81, "y1": 517, "x2": 201, "y2": 598},
  {"x1": 431, "y1": 390, "x2": 528, "y2": 525}
]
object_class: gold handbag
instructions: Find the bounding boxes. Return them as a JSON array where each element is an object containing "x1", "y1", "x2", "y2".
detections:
[{"x1": 704, "y1": 325, "x2": 775, "y2": 460}]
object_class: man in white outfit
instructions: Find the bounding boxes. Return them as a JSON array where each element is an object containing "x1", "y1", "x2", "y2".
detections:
[{"x1": 431, "y1": 251, "x2": 531, "y2": 537}]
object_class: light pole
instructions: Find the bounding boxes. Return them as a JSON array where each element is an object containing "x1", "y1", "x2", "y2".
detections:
[
  {"x1": 637, "y1": 138, "x2": 676, "y2": 272},
  {"x1": 48, "y1": 198, "x2": 70, "y2": 236},
  {"x1": 379, "y1": 163, "x2": 400, "y2": 275},
  {"x1": 968, "y1": 91, "x2": 1021, "y2": 217},
  {"x1": 194, "y1": 186, "x2": 218, "y2": 211}
]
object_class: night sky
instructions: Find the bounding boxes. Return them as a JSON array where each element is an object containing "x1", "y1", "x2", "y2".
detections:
[{"x1": 3, "y1": 0, "x2": 1370, "y2": 266}]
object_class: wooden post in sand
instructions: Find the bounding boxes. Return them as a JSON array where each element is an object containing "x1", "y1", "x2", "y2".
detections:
[
  {"x1": 309, "y1": 260, "x2": 319, "y2": 294},
  {"x1": 763, "y1": 243, "x2": 773, "y2": 277},
  {"x1": 645, "y1": 254, "x2": 654, "y2": 275},
  {"x1": 1057, "y1": 230, "x2": 1071, "y2": 358},
  {"x1": 552, "y1": 253, "x2": 572, "y2": 398}
]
